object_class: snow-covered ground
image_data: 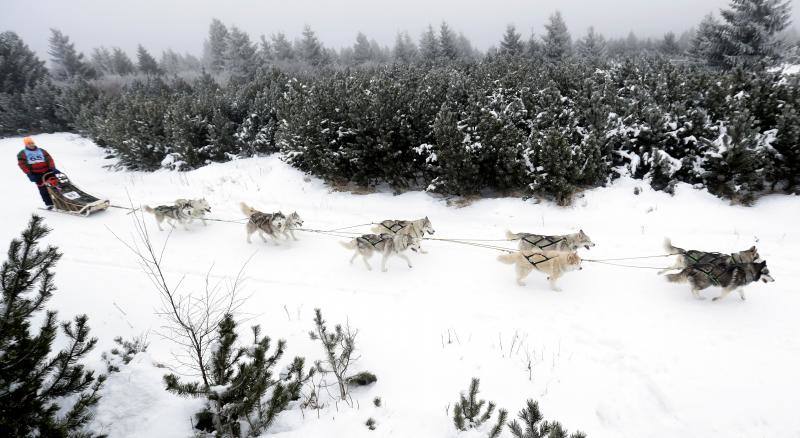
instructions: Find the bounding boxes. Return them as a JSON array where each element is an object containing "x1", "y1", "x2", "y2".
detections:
[{"x1": 2, "y1": 133, "x2": 799, "y2": 438}]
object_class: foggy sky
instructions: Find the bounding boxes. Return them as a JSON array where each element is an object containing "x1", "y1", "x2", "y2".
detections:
[{"x1": 2, "y1": 0, "x2": 799, "y2": 59}]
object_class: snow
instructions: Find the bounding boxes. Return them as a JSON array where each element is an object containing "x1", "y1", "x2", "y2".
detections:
[{"x1": 2, "y1": 133, "x2": 800, "y2": 437}]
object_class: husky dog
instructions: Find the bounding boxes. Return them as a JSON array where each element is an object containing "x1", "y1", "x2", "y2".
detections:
[
  {"x1": 506, "y1": 230, "x2": 595, "y2": 252},
  {"x1": 240, "y1": 202, "x2": 287, "y2": 244},
  {"x1": 175, "y1": 198, "x2": 212, "y2": 226},
  {"x1": 497, "y1": 249, "x2": 583, "y2": 291},
  {"x1": 340, "y1": 233, "x2": 421, "y2": 272},
  {"x1": 372, "y1": 217, "x2": 435, "y2": 253},
  {"x1": 666, "y1": 261, "x2": 774, "y2": 301},
  {"x1": 280, "y1": 211, "x2": 304, "y2": 240},
  {"x1": 143, "y1": 203, "x2": 194, "y2": 231},
  {"x1": 659, "y1": 238, "x2": 761, "y2": 275}
]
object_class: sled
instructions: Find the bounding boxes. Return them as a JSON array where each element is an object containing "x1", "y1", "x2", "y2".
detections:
[{"x1": 41, "y1": 171, "x2": 110, "y2": 217}]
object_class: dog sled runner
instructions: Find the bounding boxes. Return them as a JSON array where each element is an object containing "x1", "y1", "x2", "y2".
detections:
[{"x1": 41, "y1": 171, "x2": 110, "y2": 216}]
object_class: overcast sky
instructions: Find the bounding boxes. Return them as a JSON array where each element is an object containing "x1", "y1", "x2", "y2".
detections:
[{"x1": 2, "y1": 0, "x2": 799, "y2": 59}]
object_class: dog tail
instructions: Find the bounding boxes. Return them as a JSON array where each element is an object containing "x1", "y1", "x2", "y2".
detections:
[
  {"x1": 143, "y1": 205, "x2": 154, "y2": 214},
  {"x1": 497, "y1": 252, "x2": 519, "y2": 264},
  {"x1": 239, "y1": 202, "x2": 255, "y2": 218},
  {"x1": 665, "y1": 271, "x2": 687, "y2": 283},
  {"x1": 339, "y1": 239, "x2": 357, "y2": 250},
  {"x1": 663, "y1": 238, "x2": 683, "y2": 255},
  {"x1": 505, "y1": 230, "x2": 523, "y2": 241}
]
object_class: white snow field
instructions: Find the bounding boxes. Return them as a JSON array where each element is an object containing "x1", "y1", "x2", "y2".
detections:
[{"x1": 2, "y1": 133, "x2": 799, "y2": 438}]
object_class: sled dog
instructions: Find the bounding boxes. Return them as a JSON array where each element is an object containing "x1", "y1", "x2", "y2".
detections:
[
  {"x1": 506, "y1": 230, "x2": 595, "y2": 252},
  {"x1": 497, "y1": 249, "x2": 583, "y2": 291},
  {"x1": 372, "y1": 217, "x2": 435, "y2": 253},
  {"x1": 240, "y1": 202, "x2": 287, "y2": 244},
  {"x1": 659, "y1": 238, "x2": 761, "y2": 274},
  {"x1": 280, "y1": 211, "x2": 304, "y2": 240},
  {"x1": 666, "y1": 261, "x2": 773, "y2": 301},
  {"x1": 340, "y1": 233, "x2": 421, "y2": 272},
  {"x1": 175, "y1": 198, "x2": 212, "y2": 226},
  {"x1": 143, "y1": 203, "x2": 194, "y2": 231}
]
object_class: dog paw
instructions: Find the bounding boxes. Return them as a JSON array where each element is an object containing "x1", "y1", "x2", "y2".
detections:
[
  {"x1": 711, "y1": 297, "x2": 719, "y2": 301},
  {"x1": 381, "y1": 268, "x2": 388, "y2": 273}
]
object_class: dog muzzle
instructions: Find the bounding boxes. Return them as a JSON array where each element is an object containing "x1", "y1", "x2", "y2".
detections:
[
  {"x1": 411, "y1": 247, "x2": 418, "y2": 252},
  {"x1": 762, "y1": 274, "x2": 775, "y2": 283}
]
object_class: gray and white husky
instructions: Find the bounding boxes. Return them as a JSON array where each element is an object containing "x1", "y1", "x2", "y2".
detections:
[
  {"x1": 372, "y1": 217, "x2": 435, "y2": 253},
  {"x1": 280, "y1": 211, "x2": 304, "y2": 240},
  {"x1": 506, "y1": 230, "x2": 595, "y2": 252},
  {"x1": 666, "y1": 261, "x2": 774, "y2": 301},
  {"x1": 659, "y1": 238, "x2": 761, "y2": 275},
  {"x1": 143, "y1": 203, "x2": 194, "y2": 231},
  {"x1": 175, "y1": 198, "x2": 212, "y2": 226},
  {"x1": 240, "y1": 202, "x2": 287, "y2": 244},
  {"x1": 340, "y1": 233, "x2": 421, "y2": 272}
]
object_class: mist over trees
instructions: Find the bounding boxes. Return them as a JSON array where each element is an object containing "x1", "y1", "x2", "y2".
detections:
[{"x1": 2, "y1": 0, "x2": 800, "y2": 204}]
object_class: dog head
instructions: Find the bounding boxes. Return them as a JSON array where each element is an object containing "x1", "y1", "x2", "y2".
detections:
[
  {"x1": 288, "y1": 211, "x2": 303, "y2": 228},
  {"x1": 578, "y1": 229, "x2": 595, "y2": 250},
  {"x1": 422, "y1": 216, "x2": 435, "y2": 235},
  {"x1": 192, "y1": 198, "x2": 211, "y2": 214},
  {"x1": 740, "y1": 245, "x2": 761, "y2": 263},
  {"x1": 565, "y1": 252, "x2": 583, "y2": 271},
  {"x1": 271, "y1": 212, "x2": 287, "y2": 230},
  {"x1": 398, "y1": 234, "x2": 421, "y2": 252},
  {"x1": 756, "y1": 261, "x2": 774, "y2": 283}
]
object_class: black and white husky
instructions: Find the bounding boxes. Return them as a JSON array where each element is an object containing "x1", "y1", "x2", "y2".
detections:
[
  {"x1": 143, "y1": 203, "x2": 194, "y2": 231},
  {"x1": 506, "y1": 230, "x2": 595, "y2": 252},
  {"x1": 659, "y1": 238, "x2": 761, "y2": 274},
  {"x1": 340, "y1": 233, "x2": 420, "y2": 272},
  {"x1": 666, "y1": 261, "x2": 774, "y2": 301},
  {"x1": 175, "y1": 198, "x2": 212, "y2": 226},
  {"x1": 240, "y1": 202, "x2": 287, "y2": 244}
]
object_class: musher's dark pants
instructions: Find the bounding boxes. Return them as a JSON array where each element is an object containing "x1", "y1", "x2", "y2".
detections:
[{"x1": 30, "y1": 173, "x2": 54, "y2": 206}]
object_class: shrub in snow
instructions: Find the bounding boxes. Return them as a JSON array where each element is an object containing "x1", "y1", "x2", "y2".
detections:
[
  {"x1": 0, "y1": 215, "x2": 105, "y2": 437},
  {"x1": 452, "y1": 378, "x2": 507, "y2": 438},
  {"x1": 365, "y1": 417, "x2": 377, "y2": 430},
  {"x1": 164, "y1": 313, "x2": 313, "y2": 437},
  {"x1": 309, "y1": 308, "x2": 373, "y2": 402},
  {"x1": 507, "y1": 399, "x2": 586, "y2": 438},
  {"x1": 102, "y1": 334, "x2": 150, "y2": 373}
]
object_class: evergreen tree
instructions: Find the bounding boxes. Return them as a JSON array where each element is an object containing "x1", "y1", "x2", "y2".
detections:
[
  {"x1": 452, "y1": 378, "x2": 507, "y2": 438},
  {"x1": 90, "y1": 46, "x2": 114, "y2": 76},
  {"x1": 224, "y1": 26, "x2": 258, "y2": 80},
  {"x1": 526, "y1": 32, "x2": 542, "y2": 59},
  {"x1": 204, "y1": 18, "x2": 229, "y2": 73},
  {"x1": 419, "y1": 25, "x2": 440, "y2": 62},
  {"x1": 718, "y1": 0, "x2": 792, "y2": 68},
  {"x1": 393, "y1": 31, "x2": 418, "y2": 63},
  {"x1": 507, "y1": 399, "x2": 586, "y2": 438},
  {"x1": 271, "y1": 32, "x2": 295, "y2": 61},
  {"x1": 299, "y1": 25, "x2": 326, "y2": 66},
  {"x1": 439, "y1": 21, "x2": 460, "y2": 61},
  {"x1": 0, "y1": 216, "x2": 105, "y2": 437},
  {"x1": 689, "y1": 14, "x2": 724, "y2": 65},
  {"x1": 576, "y1": 27, "x2": 607, "y2": 62},
  {"x1": 111, "y1": 47, "x2": 135, "y2": 75},
  {"x1": 660, "y1": 32, "x2": 682, "y2": 56},
  {"x1": 500, "y1": 25, "x2": 525, "y2": 56},
  {"x1": 136, "y1": 45, "x2": 162, "y2": 75},
  {"x1": 0, "y1": 31, "x2": 48, "y2": 93},
  {"x1": 542, "y1": 12, "x2": 573, "y2": 61},
  {"x1": 48, "y1": 29, "x2": 95, "y2": 81},
  {"x1": 353, "y1": 32, "x2": 374, "y2": 64},
  {"x1": 159, "y1": 48, "x2": 184, "y2": 75}
]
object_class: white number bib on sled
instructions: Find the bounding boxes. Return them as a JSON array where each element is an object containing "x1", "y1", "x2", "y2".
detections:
[{"x1": 63, "y1": 191, "x2": 80, "y2": 200}]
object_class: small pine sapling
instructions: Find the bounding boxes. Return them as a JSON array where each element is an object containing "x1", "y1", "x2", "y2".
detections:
[
  {"x1": 102, "y1": 334, "x2": 150, "y2": 373},
  {"x1": 453, "y1": 378, "x2": 507, "y2": 437},
  {"x1": 365, "y1": 417, "x2": 377, "y2": 430},
  {"x1": 507, "y1": 399, "x2": 586, "y2": 438}
]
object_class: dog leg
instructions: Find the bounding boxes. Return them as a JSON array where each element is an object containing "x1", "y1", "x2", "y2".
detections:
[
  {"x1": 691, "y1": 287, "x2": 705, "y2": 300},
  {"x1": 155, "y1": 218, "x2": 164, "y2": 231},
  {"x1": 362, "y1": 254, "x2": 372, "y2": 271},
  {"x1": 381, "y1": 253, "x2": 389, "y2": 272},
  {"x1": 712, "y1": 287, "x2": 734, "y2": 302},
  {"x1": 737, "y1": 288, "x2": 746, "y2": 301},
  {"x1": 397, "y1": 253, "x2": 413, "y2": 269},
  {"x1": 549, "y1": 276, "x2": 562, "y2": 292},
  {"x1": 291, "y1": 230, "x2": 299, "y2": 241},
  {"x1": 349, "y1": 251, "x2": 358, "y2": 265},
  {"x1": 246, "y1": 229, "x2": 253, "y2": 244},
  {"x1": 258, "y1": 230, "x2": 268, "y2": 243}
]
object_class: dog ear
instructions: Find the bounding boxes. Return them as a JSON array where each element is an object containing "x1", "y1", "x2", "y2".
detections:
[{"x1": 749, "y1": 246, "x2": 756, "y2": 251}]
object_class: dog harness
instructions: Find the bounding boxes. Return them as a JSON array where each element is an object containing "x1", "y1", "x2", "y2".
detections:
[
  {"x1": 684, "y1": 250, "x2": 729, "y2": 266},
  {"x1": 522, "y1": 234, "x2": 565, "y2": 250},
  {"x1": 379, "y1": 221, "x2": 408, "y2": 234},
  {"x1": 693, "y1": 263, "x2": 728, "y2": 286},
  {"x1": 358, "y1": 234, "x2": 390, "y2": 247},
  {"x1": 523, "y1": 252, "x2": 556, "y2": 267}
]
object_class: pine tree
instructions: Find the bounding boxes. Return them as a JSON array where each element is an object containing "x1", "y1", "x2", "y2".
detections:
[
  {"x1": 309, "y1": 308, "x2": 368, "y2": 400},
  {"x1": 224, "y1": 26, "x2": 257, "y2": 80},
  {"x1": 48, "y1": 29, "x2": 95, "y2": 81},
  {"x1": 271, "y1": 32, "x2": 295, "y2": 61},
  {"x1": 452, "y1": 378, "x2": 507, "y2": 437},
  {"x1": 542, "y1": 12, "x2": 573, "y2": 61},
  {"x1": 576, "y1": 27, "x2": 607, "y2": 62},
  {"x1": 689, "y1": 14, "x2": 724, "y2": 66},
  {"x1": 300, "y1": 25, "x2": 326, "y2": 66},
  {"x1": 718, "y1": 0, "x2": 792, "y2": 68},
  {"x1": 353, "y1": 32, "x2": 374, "y2": 65},
  {"x1": 393, "y1": 31, "x2": 418, "y2": 63},
  {"x1": 205, "y1": 18, "x2": 229, "y2": 73},
  {"x1": 419, "y1": 25, "x2": 440, "y2": 62},
  {"x1": 137, "y1": 45, "x2": 162, "y2": 75},
  {"x1": 500, "y1": 25, "x2": 525, "y2": 56},
  {"x1": 111, "y1": 47, "x2": 135, "y2": 75},
  {"x1": 0, "y1": 31, "x2": 48, "y2": 93},
  {"x1": 660, "y1": 32, "x2": 682, "y2": 56},
  {"x1": 90, "y1": 46, "x2": 114, "y2": 76},
  {"x1": 526, "y1": 32, "x2": 542, "y2": 59},
  {"x1": 507, "y1": 399, "x2": 586, "y2": 438},
  {"x1": 439, "y1": 21, "x2": 460, "y2": 61},
  {"x1": 165, "y1": 313, "x2": 312, "y2": 436},
  {"x1": 0, "y1": 216, "x2": 105, "y2": 437}
]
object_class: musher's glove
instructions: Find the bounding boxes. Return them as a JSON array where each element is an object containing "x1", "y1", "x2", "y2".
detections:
[{"x1": 27, "y1": 173, "x2": 37, "y2": 182}]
